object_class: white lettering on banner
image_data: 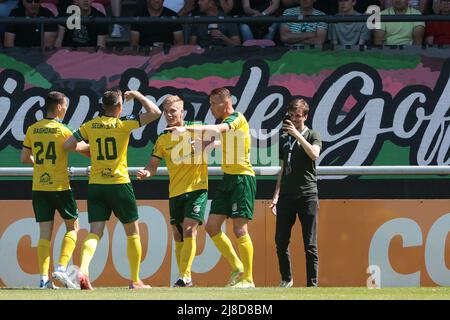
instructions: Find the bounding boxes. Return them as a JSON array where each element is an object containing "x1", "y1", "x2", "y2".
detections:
[
  {"x1": 53, "y1": 213, "x2": 109, "y2": 282},
  {"x1": 369, "y1": 218, "x2": 422, "y2": 287},
  {"x1": 392, "y1": 92, "x2": 426, "y2": 139},
  {"x1": 0, "y1": 218, "x2": 39, "y2": 287},
  {"x1": 418, "y1": 79, "x2": 450, "y2": 165},
  {"x1": 0, "y1": 97, "x2": 11, "y2": 132},
  {"x1": 369, "y1": 215, "x2": 450, "y2": 287},
  {"x1": 313, "y1": 70, "x2": 387, "y2": 179},
  {"x1": 425, "y1": 213, "x2": 450, "y2": 286},
  {"x1": 12, "y1": 97, "x2": 44, "y2": 142},
  {"x1": 1, "y1": 60, "x2": 450, "y2": 169},
  {"x1": 66, "y1": 96, "x2": 91, "y2": 131},
  {"x1": 235, "y1": 66, "x2": 262, "y2": 116},
  {"x1": 0, "y1": 206, "x2": 224, "y2": 287},
  {"x1": 112, "y1": 206, "x2": 168, "y2": 279}
]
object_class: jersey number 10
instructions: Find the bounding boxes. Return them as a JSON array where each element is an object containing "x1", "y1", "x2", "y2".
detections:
[{"x1": 96, "y1": 137, "x2": 118, "y2": 160}]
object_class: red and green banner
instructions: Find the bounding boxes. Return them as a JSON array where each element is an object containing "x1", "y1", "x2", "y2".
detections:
[{"x1": 1, "y1": 46, "x2": 449, "y2": 179}]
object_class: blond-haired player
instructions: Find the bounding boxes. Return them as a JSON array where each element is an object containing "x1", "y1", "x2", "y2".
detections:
[
  {"x1": 168, "y1": 88, "x2": 256, "y2": 288},
  {"x1": 137, "y1": 95, "x2": 214, "y2": 287}
]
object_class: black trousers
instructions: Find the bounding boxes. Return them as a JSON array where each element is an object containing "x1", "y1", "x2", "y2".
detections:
[{"x1": 275, "y1": 194, "x2": 319, "y2": 287}]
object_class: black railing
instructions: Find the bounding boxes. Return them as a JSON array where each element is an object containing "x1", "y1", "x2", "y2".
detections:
[{"x1": 0, "y1": 14, "x2": 450, "y2": 25}]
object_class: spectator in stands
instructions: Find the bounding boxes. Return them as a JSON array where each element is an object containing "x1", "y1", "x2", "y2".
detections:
[
  {"x1": 425, "y1": 0, "x2": 450, "y2": 45},
  {"x1": 0, "y1": 0, "x2": 18, "y2": 42},
  {"x1": 381, "y1": 0, "x2": 430, "y2": 13},
  {"x1": 4, "y1": 0, "x2": 57, "y2": 47},
  {"x1": 65, "y1": 0, "x2": 122, "y2": 38},
  {"x1": 130, "y1": 0, "x2": 183, "y2": 46},
  {"x1": 54, "y1": 0, "x2": 108, "y2": 48},
  {"x1": 329, "y1": 0, "x2": 371, "y2": 45},
  {"x1": 240, "y1": 0, "x2": 280, "y2": 42},
  {"x1": 279, "y1": 0, "x2": 328, "y2": 45},
  {"x1": 189, "y1": 0, "x2": 241, "y2": 47},
  {"x1": 374, "y1": 0, "x2": 425, "y2": 45}
]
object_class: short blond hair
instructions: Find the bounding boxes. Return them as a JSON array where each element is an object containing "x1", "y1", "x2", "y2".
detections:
[
  {"x1": 163, "y1": 95, "x2": 184, "y2": 109},
  {"x1": 210, "y1": 87, "x2": 231, "y2": 99}
]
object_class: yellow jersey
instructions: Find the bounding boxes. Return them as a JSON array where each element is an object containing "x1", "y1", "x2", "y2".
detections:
[
  {"x1": 152, "y1": 121, "x2": 208, "y2": 198},
  {"x1": 221, "y1": 112, "x2": 254, "y2": 176},
  {"x1": 74, "y1": 114, "x2": 140, "y2": 184},
  {"x1": 23, "y1": 118, "x2": 73, "y2": 191}
]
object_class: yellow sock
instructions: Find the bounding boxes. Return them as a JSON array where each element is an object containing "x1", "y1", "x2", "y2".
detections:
[
  {"x1": 175, "y1": 241, "x2": 183, "y2": 271},
  {"x1": 175, "y1": 240, "x2": 191, "y2": 278},
  {"x1": 211, "y1": 232, "x2": 243, "y2": 272},
  {"x1": 127, "y1": 235, "x2": 142, "y2": 283},
  {"x1": 80, "y1": 233, "x2": 99, "y2": 276},
  {"x1": 237, "y1": 234, "x2": 254, "y2": 283},
  {"x1": 58, "y1": 230, "x2": 77, "y2": 268},
  {"x1": 37, "y1": 239, "x2": 51, "y2": 276},
  {"x1": 179, "y1": 237, "x2": 196, "y2": 279}
]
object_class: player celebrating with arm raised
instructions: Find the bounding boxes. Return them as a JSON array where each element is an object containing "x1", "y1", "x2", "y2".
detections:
[
  {"x1": 21, "y1": 91, "x2": 89, "y2": 289},
  {"x1": 168, "y1": 88, "x2": 256, "y2": 288},
  {"x1": 137, "y1": 95, "x2": 214, "y2": 287},
  {"x1": 64, "y1": 89, "x2": 161, "y2": 290}
]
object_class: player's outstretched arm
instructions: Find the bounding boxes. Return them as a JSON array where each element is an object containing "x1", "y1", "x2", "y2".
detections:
[
  {"x1": 63, "y1": 136, "x2": 79, "y2": 152},
  {"x1": 136, "y1": 156, "x2": 161, "y2": 180},
  {"x1": 20, "y1": 147, "x2": 34, "y2": 164},
  {"x1": 63, "y1": 137, "x2": 90, "y2": 158},
  {"x1": 167, "y1": 123, "x2": 230, "y2": 135},
  {"x1": 124, "y1": 91, "x2": 161, "y2": 126},
  {"x1": 75, "y1": 141, "x2": 91, "y2": 158}
]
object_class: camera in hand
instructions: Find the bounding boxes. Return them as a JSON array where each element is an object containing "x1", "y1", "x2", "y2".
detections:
[
  {"x1": 282, "y1": 114, "x2": 290, "y2": 137},
  {"x1": 208, "y1": 24, "x2": 219, "y2": 36}
]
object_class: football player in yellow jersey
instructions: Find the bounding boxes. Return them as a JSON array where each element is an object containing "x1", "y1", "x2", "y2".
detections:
[
  {"x1": 136, "y1": 95, "x2": 216, "y2": 287},
  {"x1": 64, "y1": 89, "x2": 161, "y2": 290},
  {"x1": 168, "y1": 88, "x2": 256, "y2": 288},
  {"x1": 21, "y1": 91, "x2": 89, "y2": 289}
]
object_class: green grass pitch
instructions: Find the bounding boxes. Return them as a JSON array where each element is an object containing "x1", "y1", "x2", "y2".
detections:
[{"x1": 1, "y1": 287, "x2": 449, "y2": 300}]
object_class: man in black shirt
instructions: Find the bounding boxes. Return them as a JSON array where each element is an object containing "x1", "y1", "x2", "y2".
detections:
[
  {"x1": 270, "y1": 98, "x2": 322, "y2": 288},
  {"x1": 54, "y1": 0, "x2": 108, "y2": 48},
  {"x1": 130, "y1": 0, "x2": 184, "y2": 46},
  {"x1": 4, "y1": 0, "x2": 57, "y2": 48}
]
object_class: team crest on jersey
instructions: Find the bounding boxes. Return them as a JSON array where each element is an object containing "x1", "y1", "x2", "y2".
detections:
[
  {"x1": 193, "y1": 205, "x2": 200, "y2": 215},
  {"x1": 39, "y1": 172, "x2": 53, "y2": 185},
  {"x1": 232, "y1": 203, "x2": 238, "y2": 212},
  {"x1": 101, "y1": 168, "x2": 114, "y2": 178}
]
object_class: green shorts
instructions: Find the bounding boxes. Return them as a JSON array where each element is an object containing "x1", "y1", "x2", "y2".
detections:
[
  {"x1": 210, "y1": 174, "x2": 256, "y2": 220},
  {"x1": 169, "y1": 189, "x2": 207, "y2": 225},
  {"x1": 32, "y1": 190, "x2": 78, "y2": 223},
  {"x1": 88, "y1": 183, "x2": 138, "y2": 224}
]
